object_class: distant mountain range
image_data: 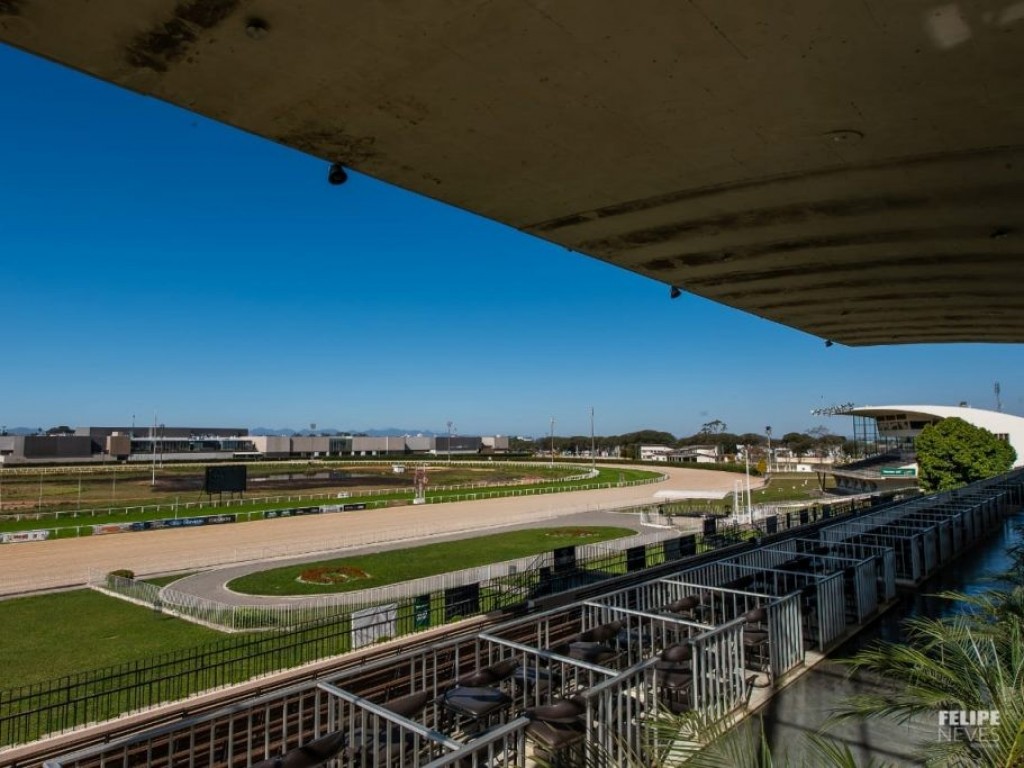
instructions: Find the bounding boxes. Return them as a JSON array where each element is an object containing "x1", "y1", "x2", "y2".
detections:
[{"x1": 249, "y1": 427, "x2": 439, "y2": 437}]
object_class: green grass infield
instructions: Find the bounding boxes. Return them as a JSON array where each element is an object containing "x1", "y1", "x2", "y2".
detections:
[{"x1": 227, "y1": 526, "x2": 638, "y2": 596}]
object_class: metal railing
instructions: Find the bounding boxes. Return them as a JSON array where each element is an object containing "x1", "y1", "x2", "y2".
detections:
[
  {"x1": 97, "y1": 528, "x2": 684, "y2": 631},
  {"x1": 5, "y1": 478, "x2": 1001, "y2": 752}
]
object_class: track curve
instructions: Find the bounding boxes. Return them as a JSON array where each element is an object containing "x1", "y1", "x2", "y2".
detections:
[{"x1": 0, "y1": 465, "x2": 757, "y2": 596}]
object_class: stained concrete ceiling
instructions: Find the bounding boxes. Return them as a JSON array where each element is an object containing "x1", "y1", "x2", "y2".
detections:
[{"x1": 2, "y1": 0, "x2": 1023, "y2": 345}]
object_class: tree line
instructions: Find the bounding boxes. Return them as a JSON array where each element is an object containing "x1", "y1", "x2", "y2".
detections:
[{"x1": 512, "y1": 423, "x2": 855, "y2": 460}]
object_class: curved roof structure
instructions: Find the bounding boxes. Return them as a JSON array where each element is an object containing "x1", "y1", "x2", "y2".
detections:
[
  {"x1": 851, "y1": 404, "x2": 1024, "y2": 465},
  {"x1": 2, "y1": 2, "x2": 1023, "y2": 345}
]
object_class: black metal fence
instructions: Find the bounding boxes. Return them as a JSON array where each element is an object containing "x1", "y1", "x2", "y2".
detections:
[
  {"x1": 0, "y1": 491, "x2": 897, "y2": 749},
  {"x1": 0, "y1": 618, "x2": 350, "y2": 748}
]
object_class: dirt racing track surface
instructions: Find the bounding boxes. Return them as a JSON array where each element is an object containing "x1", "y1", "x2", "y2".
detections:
[{"x1": 0, "y1": 466, "x2": 758, "y2": 597}]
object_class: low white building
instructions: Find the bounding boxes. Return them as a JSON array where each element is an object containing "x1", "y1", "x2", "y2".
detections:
[
  {"x1": 667, "y1": 446, "x2": 721, "y2": 464},
  {"x1": 639, "y1": 445, "x2": 674, "y2": 462}
]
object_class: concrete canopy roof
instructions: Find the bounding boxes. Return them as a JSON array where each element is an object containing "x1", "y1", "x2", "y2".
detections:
[
  {"x1": 3, "y1": 1, "x2": 1023, "y2": 346},
  {"x1": 850, "y1": 405, "x2": 1024, "y2": 465},
  {"x1": 850, "y1": 404, "x2": 1024, "y2": 428}
]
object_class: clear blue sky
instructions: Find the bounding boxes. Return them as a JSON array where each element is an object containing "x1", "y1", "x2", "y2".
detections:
[{"x1": 1, "y1": 43, "x2": 1021, "y2": 439}]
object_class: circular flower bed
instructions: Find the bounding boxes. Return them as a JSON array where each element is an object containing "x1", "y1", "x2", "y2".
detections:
[{"x1": 297, "y1": 565, "x2": 371, "y2": 585}]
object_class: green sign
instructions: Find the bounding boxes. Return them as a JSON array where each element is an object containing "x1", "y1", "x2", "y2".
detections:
[
  {"x1": 880, "y1": 467, "x2": 916, "y2": 477},
  {"x1": 413, "y1": 594, "x2": 431, "y2": 629}
]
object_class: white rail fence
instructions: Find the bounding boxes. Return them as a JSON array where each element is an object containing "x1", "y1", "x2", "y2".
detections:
[
  {"x1": 0, "y1": 468, "x2": 659, "y2": 546},
  {"x1": 0, "y1": 473, "x2": 666, "y2": 597},
  {"x1": 93, "y1": 526, "x2": 682, "y2": 630},
  {"x1": 0, "y1": 462, "x2": 602, "y2": 523}
]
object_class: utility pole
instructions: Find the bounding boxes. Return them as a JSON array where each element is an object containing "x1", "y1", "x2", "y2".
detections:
[
  {"x1": 765, "y1": 426, "x2": 773, "y2": 475},
  {"x1": 151, "y1": 412, "x2": 158, "y2": 487},
  {"x1": 590, "y1": 406, "x2": 596, "y2": 469},
  {"x1": 550, "y1": 417, "x2": 556, "y2": 468},
  {"x1": 744, "y1": 445, "x2": 753, "y2": 524}
]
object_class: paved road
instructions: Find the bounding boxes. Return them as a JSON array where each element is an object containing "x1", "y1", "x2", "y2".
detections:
[{"x1": 0, "y1": 465, "x2": 758, "y2": 596}]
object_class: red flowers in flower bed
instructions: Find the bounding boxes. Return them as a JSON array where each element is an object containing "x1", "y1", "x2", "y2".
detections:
[
  {"x1": 297, "y1": 565, "x2": 370, "y2": 584},
  {"x1": 544, "y1": 528, "x2": 600, "y2": 538}
]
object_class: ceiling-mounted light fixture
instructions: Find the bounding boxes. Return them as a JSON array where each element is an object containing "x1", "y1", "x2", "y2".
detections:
[
  {"x1": 327, "y1": 163, "x2": 348, "y2": 185},
  {"x1": 245, "y1": 18, "x2": 269, "y2": 40}
]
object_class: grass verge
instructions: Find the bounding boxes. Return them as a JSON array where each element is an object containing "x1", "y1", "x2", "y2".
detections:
[{"x1": 0, "y1": 590, "x2": 225, "y2": 689}]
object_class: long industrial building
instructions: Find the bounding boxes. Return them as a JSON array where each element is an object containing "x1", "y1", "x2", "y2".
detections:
[{"x1": 0, "y1": 428, "x2": 509, "y2": 465}]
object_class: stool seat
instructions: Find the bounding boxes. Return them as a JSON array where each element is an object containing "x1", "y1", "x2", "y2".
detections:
[
  {"x1": 526, "y1": 720, "x2": 585, "y2": 750},
  {"x1": 525, "y1": 698, "x2": 586, "y2": 724},
  {"x1": 382, "y1": 690, "x2": 430, "y2": 718},
  {"x1": 443, "y1": 686, "x2": 510, "y2": 720},
  {"x1": 569, "y1": 641, "x2": 616, "y2": 665},
  {"x1": 666, "y1": 595, "x2": 700, "y2": 613},
  {"x1": 250, "y1": 730, "x2": 349, "y2": 768},
  {"x1": 660, "y1": 670, "x2": 693, "y2": 691}
]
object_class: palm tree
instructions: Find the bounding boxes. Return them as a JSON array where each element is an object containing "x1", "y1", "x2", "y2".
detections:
[
  {"x1": 827, "y1": 525, "x2": 1024, "y2": 767},
  {"x1": 830, "y1": 589, "x2": 1024, "y2": 767}
]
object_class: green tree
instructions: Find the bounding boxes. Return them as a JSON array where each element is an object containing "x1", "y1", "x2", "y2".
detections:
[
  {"x1": 840, "y1": 439, "x2": 860, "y2": 460},
  {"x1": 915, "y1": 418, "x2": 1016, "y2": 491},
  {"x1": 700, "y1": 420, "x2": 727, "y2": 438},
  {"x1": 782, "y1": 432, "x2": 815, "y2": 458}
]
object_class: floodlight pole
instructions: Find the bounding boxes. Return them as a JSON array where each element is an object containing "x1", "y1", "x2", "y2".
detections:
[{"x1": 446, "y1": 420, "x2": 453, "y2": 465}]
